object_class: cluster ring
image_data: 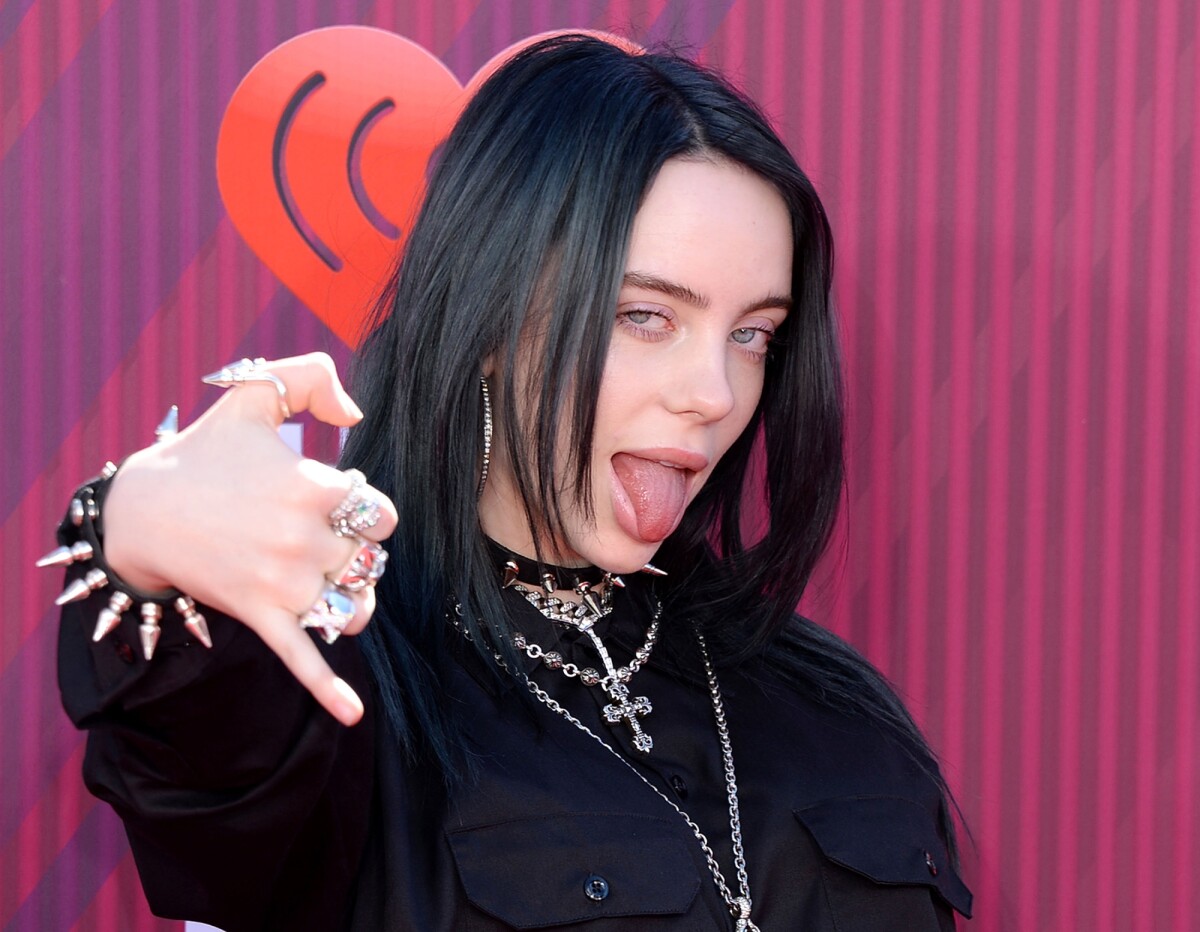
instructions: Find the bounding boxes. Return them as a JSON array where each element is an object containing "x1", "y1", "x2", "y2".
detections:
[
  {"x1": 327, "y1": 536, "x2": 388, "y2": 592},
  {"x1": 299, "y1": 582, "x2": 357, "y2": 645},
  {"x1": 329, "y1": 469, "x2": 383, "y2": 538}
]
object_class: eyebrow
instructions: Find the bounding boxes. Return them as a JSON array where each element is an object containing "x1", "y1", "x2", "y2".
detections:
[{"x1": 622, "y1": 271, "x2": 792, "y2": 314}]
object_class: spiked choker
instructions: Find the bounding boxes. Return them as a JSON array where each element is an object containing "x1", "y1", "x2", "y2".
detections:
[
  {"x1": 491, "y1": 545, "x2": 611, "y2": 589},
  {"x1": 487, "y1": 540, "x2": 667, "y2": 623}
]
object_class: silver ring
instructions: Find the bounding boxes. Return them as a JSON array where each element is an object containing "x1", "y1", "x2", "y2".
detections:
[
  {"x1": 329, "y1": 469, "x2": 383, "y2": 538},
  {"x1": 201, "y1": 357, "x2": 292, "y2": 420},
  {"x1": 299, "y1": 582, "x2": 355, "y2": 644},
  {"x1": 328, "y1": 536, "x2": 387, "y2": 592}
]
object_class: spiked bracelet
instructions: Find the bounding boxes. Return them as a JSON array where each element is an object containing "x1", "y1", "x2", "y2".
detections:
[{"x1": 41, "y1": 459, "x2": 213, "y2": 661}]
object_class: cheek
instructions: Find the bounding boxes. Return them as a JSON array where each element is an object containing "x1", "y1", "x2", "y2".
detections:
[
  {"x1": 728, "y1": 363, "x2": 767, "y2": 424},
  {"x1": 590, "y1": 357, "x2": 641, "y2": 435},
  {"x1": 705, "y1": 366, "x2": 766, "y2": 461}
]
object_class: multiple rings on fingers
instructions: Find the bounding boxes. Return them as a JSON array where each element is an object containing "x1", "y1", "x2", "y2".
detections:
[
  {"x1": 329, "y1": 469, "x2": 383, "y2": 538},
  {"x1": 196, "y1": 359, "x2": 389, "y2": 645},
  {"x1": 202, "y1": 357, "x2": 292, "y2": 420},
  {"x1": 328, "y1": 537, "x2": 388, "y2": 592},
  {"x1": 300, "y1": 470, "x2": 390, "y2": 643}
]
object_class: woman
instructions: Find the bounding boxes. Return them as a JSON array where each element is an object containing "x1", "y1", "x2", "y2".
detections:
[{"x1": 54, "y1": 35, "x2": 972, "y2": 931}]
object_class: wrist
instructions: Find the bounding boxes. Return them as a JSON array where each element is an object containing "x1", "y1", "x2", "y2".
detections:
[
  {"x1": 103, "y1": 457, "x2": 176, "y2": 593},
  {"x1": 41, "y1": 458, "x2": 212, "y2": 659}
]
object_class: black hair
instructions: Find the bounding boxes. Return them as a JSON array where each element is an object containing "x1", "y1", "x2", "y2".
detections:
[{"x1": 342, "y1": 34, "x2": 959, "y2": 857}]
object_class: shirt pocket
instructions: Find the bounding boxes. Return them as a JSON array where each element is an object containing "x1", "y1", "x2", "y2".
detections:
[
  {"x1": 447, "y1": 811, "x2": 702, "y2": 929},
  {"x1": 794, "y1": 796, "x2": 972, "y2": 931}
]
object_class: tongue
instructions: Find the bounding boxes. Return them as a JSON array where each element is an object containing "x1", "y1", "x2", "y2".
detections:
[{"x1": 612, "y1": 453, "x2": 688, "y2": 542}]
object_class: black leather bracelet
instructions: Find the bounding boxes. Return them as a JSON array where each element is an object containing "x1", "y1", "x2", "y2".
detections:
[{"x1": 41, "y1": 460, "x2": 212, "y2": 660}]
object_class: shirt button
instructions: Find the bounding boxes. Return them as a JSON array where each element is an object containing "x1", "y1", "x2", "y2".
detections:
[
  {"x1": 583, "y1": 874, "x2": 609, "y2": 901},
  {"x1": 669, "y1": 774, "x2": 688, "y2": 799},
  {"x1": 925, "y1": 851, "x2": 938, "y2": 876}
]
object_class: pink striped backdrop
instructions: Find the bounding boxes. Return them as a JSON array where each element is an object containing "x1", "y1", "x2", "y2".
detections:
[{"x1": 1, "y1": 1, "x2": 1196, "y2": 930}]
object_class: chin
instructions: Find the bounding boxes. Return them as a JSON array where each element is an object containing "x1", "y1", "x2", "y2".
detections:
[
  {"x1": 577, "y1": 526, "x2": 666, "y2": 575},
  {"x1": 602, "y1": 554, "x2": 660, "y2": 575}
]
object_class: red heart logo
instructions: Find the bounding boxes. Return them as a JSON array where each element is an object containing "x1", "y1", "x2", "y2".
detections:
[{"x1": 217, "y1": 27, "x2": 641, "y2": 347}]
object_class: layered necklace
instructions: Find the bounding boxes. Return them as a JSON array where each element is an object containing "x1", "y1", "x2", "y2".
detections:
[
  {"x1": 507, "y1": 577, "x2": 661, "y2": 754},
  {"x1": 456, "y1": 551, "x2": 762, "y2": 930}
]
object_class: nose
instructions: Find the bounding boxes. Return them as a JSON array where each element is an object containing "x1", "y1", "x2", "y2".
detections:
[{"x1": 663, "y1": 340, "x2": 737, "y2": 422}]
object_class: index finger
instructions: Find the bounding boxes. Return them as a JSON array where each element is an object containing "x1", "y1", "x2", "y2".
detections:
[
  {"x1": 251, "y1": 604, "x2": 365, "y2": 726},
  {"x1": 226, "y1": 353, "x2": 364, "y2": 429}
]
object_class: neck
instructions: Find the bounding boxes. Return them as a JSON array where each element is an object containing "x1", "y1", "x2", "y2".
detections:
[{"x1": 487, "y1": 538, "x2": 608, "y2": 590}]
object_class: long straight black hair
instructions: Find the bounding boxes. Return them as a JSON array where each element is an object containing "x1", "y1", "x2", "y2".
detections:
[{"x1": 342, "y1": 34, "x2": 957, "y2": 850}]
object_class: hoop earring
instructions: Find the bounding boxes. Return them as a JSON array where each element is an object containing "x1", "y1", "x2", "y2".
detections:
[{"x1": 477, "y1": 376, "x2": 493, "y2": 499}]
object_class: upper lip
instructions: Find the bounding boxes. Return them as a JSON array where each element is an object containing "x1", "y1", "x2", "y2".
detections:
[{"x1": 618, "y1": 447, "x2": 711, "y2": 473}]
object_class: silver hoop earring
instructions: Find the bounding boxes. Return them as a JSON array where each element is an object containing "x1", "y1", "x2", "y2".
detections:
[{"x1": 477, "y1": 376, "x2": 493, "y2": 498}]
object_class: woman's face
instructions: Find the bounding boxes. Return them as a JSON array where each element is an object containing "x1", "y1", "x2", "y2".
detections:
[{"x1": 479, "y1": 156, "x2": 793, "y2": 574}]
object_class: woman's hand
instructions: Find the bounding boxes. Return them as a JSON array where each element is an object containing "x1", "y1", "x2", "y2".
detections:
[{"x1": 102, "y1": 353, "x2": 397, "y2": 726}]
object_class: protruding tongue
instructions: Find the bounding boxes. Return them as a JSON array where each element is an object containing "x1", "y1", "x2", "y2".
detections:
[{"x1": 612, "y1": 453, "x2": 688, "y2": 542}]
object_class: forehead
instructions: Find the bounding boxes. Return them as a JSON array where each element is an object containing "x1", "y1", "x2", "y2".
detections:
[{"x1": 625, "y1": 157, "x2": 793, "y2": 304}]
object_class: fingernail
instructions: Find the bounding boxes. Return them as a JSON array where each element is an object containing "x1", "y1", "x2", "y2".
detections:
[
  {"x1": 332, "y1": 677, "x2": 364, "y2": 724},
  {"x1": 344, "y1": 393, "x2": 364, "y2": 420}
]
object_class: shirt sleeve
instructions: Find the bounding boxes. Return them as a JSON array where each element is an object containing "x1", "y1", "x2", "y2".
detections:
[{"x1": 55, "y1": 482, "x2": 376, "y2": 932}]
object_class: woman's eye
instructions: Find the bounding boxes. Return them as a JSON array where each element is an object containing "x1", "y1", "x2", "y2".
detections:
[
  {"x1": 617, "y1": 307, "x2": 672, "y2": 336},
  {"x1": 731, "y1": 327, "x2": 773, "y2": 349}
]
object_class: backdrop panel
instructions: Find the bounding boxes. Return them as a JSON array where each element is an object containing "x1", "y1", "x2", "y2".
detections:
[{"x1": 1, "y1": 2, "x2": 1195, "y2": 930}]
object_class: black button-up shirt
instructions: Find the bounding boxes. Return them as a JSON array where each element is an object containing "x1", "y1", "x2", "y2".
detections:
[{"x1": 59, "y1": 576, "x2": 972, "y2": 931}]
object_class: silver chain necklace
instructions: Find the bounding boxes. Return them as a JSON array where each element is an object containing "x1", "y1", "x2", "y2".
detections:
[
  {"x1": 511, "y1": 583, "x2": 661, "y2": 753},
  {"x1": 454, "y1": 608, "x2": 760, "y2": 930}
]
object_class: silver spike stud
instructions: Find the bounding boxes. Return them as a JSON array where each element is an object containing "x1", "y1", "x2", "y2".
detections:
[
  {"x1": 541, "y1": 571, "x2": 557, "y2": 596},
  {"x1": 575, "y1": 582, "x2": 603, "y2": 617},
  {"x1": 502, "y1": 560, "x2": 520, "y2": 588},
  {"x1": 139, "y1": 603, "x2": 162, "y2": 660},
  {"x1": 605, "y1": 573, "x2": 626, "y2": 589},
  {"x1": 92, "y1": 591, "x2": 134, "y2": 642},
  {"x1": 35, "y1": 540, "x2": 94, "y2": 568},
  {"x1": 641, "y1": 563, "x2": 668, "y2": 577},
  {"x1": 175, "y1": 596, "x2": 213, "y2": 649},
  {"x1": 35, "y1": 545, "x2": 71, "y2": 569},
  {"x1": 84, "y1": 498, "x2": 98, "y2": 520},
  {"x1": 101, "y1": 460, "x2": 119, "y2": 479},
  {"x1": 155, "y1": 405, "x2": 179, "y2": 443},
  {"x1": 69, "y1": 498, "x2": 84, "y2": 526},
  {"x1": 56, "y1": 567, "x2": 109, "y2": 605}
]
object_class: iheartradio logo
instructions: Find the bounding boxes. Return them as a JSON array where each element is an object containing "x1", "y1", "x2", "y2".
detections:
[{"x1": 217, "y1": 26, "x2": 640, "y2": 346}]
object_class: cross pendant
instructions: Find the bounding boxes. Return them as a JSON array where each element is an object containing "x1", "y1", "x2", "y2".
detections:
[{"x1": 602, "y1": 684, "x2": 654, "y2": 753}]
